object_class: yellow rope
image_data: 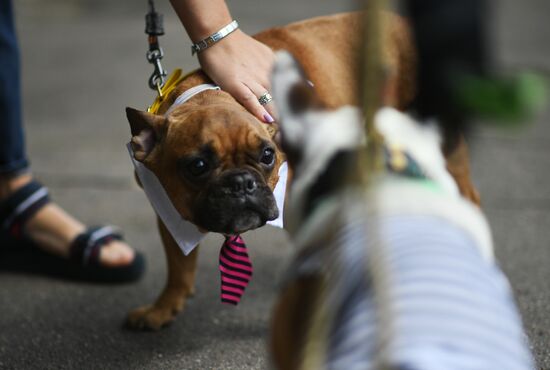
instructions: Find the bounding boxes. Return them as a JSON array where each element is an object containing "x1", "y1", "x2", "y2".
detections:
[
  {"x1": 361, "y1": 0, "x2": 387, "y2": 177},
  {"x1": 147, "y1": 68, "x2": 199, "y2": 113}
]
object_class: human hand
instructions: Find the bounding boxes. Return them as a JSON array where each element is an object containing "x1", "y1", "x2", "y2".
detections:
[{"x1": 197, "y1": 29, "x2": 276, "y2": 123}]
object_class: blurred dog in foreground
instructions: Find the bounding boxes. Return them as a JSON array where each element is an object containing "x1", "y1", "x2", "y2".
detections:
[{"x1": 269, "y1": 52, "x2": 534, "y2": 370}]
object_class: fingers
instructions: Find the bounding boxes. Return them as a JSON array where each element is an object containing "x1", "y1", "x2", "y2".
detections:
[
  {"x1": 225, "y1": 80, "x2": 274, "y2": 123},
  {"x1": 243, "y1": 80, "x2": 276, "y2": 123},
  {"x1": 228, "y1": 83, "x2": 272, "y2": 123},
  {"x1": 195, "y1": 30, "x2": 277, "y2": 123}
]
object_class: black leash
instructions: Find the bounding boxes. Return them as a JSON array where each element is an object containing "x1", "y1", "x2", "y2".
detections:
[{"x1": 145, "y1": 0, "x2": 167, "y2": 97}]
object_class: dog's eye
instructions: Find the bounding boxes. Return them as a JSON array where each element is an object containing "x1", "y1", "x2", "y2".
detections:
[
  {"x1": 260, "y1": 148, "x2": 275, "y2": 166},
  {"x1": 187, "y1": 158, "x2": 210, "y2": 176}
]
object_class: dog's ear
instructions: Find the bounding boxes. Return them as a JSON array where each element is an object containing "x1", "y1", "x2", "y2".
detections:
[
  {"x1": 271, "y1": 51, "x2": 322, "y2": 162},
  {"x1": 126, "y1": 107, "x2": 167, "y2": 162}
]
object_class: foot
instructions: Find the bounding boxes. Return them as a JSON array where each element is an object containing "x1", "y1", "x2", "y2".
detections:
[
  {"x1": 126, "y1": 288, "x2": 188, "y2": 330},
  {"x1": 0, "y1": 174, "x2": 135, "y2": 267}
]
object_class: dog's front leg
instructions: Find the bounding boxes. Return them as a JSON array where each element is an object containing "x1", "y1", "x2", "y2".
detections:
[{"x1": 126, "y1": 217, "x2": 199, "y2": 330}]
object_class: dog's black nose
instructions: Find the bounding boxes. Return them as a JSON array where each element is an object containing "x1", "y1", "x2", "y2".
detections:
[{"x1": 228, "y1": 173, "x2": 258, "y2": 195}]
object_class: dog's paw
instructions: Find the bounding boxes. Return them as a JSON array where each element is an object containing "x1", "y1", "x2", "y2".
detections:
[
  {"x1": 126, "y1": 302, "x2": 185, "y2": 331},
  {"x1": 461, "y1": 182, "x2": 481, "y2": 207}
]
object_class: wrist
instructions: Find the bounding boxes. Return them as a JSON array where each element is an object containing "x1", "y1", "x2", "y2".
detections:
[
  {"x1": 191, "y1": 20, "x2": 239, "y2": 55},
  {"x1": 170, "y1": 0, "x2": 233, "y2": 43},
  {"x1": 190, "y1": 17, "x2": 233, "y2": 43}
]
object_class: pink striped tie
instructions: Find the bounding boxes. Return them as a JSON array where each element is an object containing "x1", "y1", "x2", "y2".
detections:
[{"x1": 219, "y1": 235, "x2": 253, "y2": 305}]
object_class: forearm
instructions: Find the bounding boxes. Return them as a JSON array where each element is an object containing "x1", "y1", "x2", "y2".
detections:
[{"x1": 170, "y1": 0, "x2": 233, "y2": 42}]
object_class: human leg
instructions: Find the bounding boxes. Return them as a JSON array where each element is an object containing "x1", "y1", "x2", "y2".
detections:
[{"x1": 0, "y1": 0, "x2": 143, "y2": 280}]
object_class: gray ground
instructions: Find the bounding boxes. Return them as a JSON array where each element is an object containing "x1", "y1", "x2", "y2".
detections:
[{"x1": 0, "y1": 0, "x2": 549, "y2": 369}]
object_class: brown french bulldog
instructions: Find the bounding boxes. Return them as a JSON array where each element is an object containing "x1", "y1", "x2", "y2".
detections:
[
  {"x1": 125, "y1": 11, "x2": 478, "y2": 330},
  {"x1": 125, "y1": 77, "x2": 283, "y2": 330}
]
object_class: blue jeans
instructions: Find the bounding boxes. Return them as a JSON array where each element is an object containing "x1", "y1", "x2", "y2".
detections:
[{"x1": 0, "y1": 0, "x2": 29, "y2": 176}]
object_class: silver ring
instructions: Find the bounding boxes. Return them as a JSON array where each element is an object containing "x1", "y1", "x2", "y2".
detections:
[{"x1": 258, "y1": 92, "x2": 273, "y2": 106}]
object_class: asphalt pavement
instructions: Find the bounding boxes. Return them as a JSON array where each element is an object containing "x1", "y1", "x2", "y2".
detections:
[{"x1": 1, "y1": 0, "x2": 549, "y2": 369}]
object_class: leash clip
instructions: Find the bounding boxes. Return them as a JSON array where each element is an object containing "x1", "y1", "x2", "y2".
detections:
[
  {"x1": 146, "y1": 45, "x2": 167, "y2": 93},
  {"x1": 145, "y1": 0, "x2": 167, "y2": 95}
]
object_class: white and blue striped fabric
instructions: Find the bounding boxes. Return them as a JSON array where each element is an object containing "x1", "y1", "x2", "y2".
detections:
[{"x1": 325, "y1": 214, "x2": 535, "y2": 370}]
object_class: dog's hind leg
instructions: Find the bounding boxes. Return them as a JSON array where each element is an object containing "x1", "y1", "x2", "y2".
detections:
[
  {"x1": 126, "y1": 217, "x2": 199, "y2": 330},
  {"x1": 444, "y1": 135, "x2": 481, "y2": 206}
]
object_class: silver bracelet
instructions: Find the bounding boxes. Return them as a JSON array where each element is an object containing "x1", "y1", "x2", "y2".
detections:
[{"x1": 191, "y1": 20, "x2": 239, "y2": 55}]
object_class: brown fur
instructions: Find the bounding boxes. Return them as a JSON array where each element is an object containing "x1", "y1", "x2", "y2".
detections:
[
  {"x1": 126, "y1": 11, "x2": 479, "y2": 331},
  {"x1": 271, "y1": 277, "x2": 322, "y2": 370}
]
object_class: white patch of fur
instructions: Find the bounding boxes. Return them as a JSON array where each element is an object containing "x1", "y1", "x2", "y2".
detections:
[
  {"x1": 375, "y1": 107, "x2": 459, "y2": 197},
  {"x1": 272, "y1": 52, "x2": 365, "y2": 230},
  {"x1": 288, "y1": 107, "x2": 363, "y2": 224}
]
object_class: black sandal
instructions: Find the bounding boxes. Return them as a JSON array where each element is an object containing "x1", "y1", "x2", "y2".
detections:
[{"x1": 0, "y1": 181, "x2": 145, "y2": 283}]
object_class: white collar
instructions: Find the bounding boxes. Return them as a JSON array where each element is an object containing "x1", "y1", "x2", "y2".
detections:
[{"x1": 164, "y1": 84, "x2": 220, "y2": 116}]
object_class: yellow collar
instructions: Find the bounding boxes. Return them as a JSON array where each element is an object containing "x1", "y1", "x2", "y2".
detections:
[{"x1": 148, "y1": 69, "x2": 198, "y2": 114}]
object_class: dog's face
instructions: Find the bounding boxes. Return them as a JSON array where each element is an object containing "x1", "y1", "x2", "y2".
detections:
[
  {"x1": 126, "y1": 95, "x2": 281, "y2": 234},
  {"x1": 272, "y1": 52, "x2": 463, "y2": 234},
  {"x1": 271, "y1": 52, "x2": 364, "y2": 234}
]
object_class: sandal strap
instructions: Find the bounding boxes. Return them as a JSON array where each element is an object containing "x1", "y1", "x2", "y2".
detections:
[
  {"x1": 0, "y1": 181, "x2": 50, "y2": 239},
  {"x1": 70, "y1": 226, "x2": 123, "y2": 266}
]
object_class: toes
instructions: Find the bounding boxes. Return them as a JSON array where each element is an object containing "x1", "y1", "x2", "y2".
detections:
[
  {"x1": 126, "y1": 305, "x2": 178, "y2": 331},
  {"x1": 99, "y1": 241, "x2": 135, "y2": 267}
]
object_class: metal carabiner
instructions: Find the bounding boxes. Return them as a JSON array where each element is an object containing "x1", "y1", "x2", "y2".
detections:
[
  {"x1": 146, "y1": 47, "x2": 167, "y2": 92},
  {"x1": 145, "y1": 0, "x2": 167, "y2": 96}
]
